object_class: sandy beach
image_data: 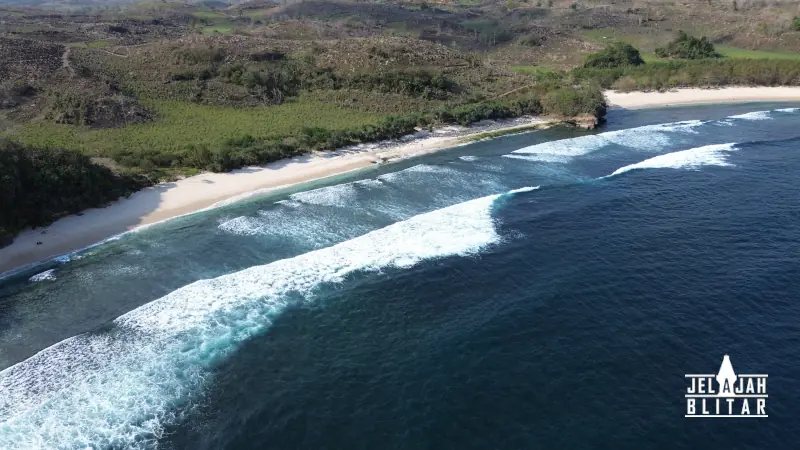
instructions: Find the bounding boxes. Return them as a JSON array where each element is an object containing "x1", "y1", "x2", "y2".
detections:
[
  {"x1": 5, "y1": 86, "x2": 800, "y2": 276},
  {"x1": 0, "y1": 117, "x2": 549, "y2": 276},
  {"x1": 605, "y1": 86, "x2": 800, "y2": 109}
]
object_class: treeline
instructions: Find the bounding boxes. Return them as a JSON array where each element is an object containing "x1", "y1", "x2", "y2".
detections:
[
  {"x1": 171, "y1": 59, "x2": 460, "y2": 104},
  {"x1": 120, "y1": 86, "x2": 605, "y2": 173},
  {"x1": 569, "y1": 37, "x2": 800, "y2": 92},
  {"x1": 572, "y1": 59, "x2": 800, "y2": 91},
  {"x1": 0, "y1": 140, "x2": 148, "y2": 246}
]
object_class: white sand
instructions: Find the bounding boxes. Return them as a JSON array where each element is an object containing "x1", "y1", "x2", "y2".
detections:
[
  {"x1": 0, "y1": 117, "x2": 548, "y2": 276},
  {"x1": 605, "y1": 86, "x2": 800, "y2": 109}
]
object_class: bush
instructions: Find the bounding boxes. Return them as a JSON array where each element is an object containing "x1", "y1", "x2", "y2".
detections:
[
  {"x1": 541, "y1": 86, "x2": 606, "y2": 118},
  {"x1": 584, "y1": 42, "x2": 645, "y2": 69},
  {"x1": 793, "y1": 17, "x2": 800, "y2": 31},
  {"x1": 655, "y1": 32, "x2": 719, "y2": 59},
  {"x1": 573, "y1": 59, "x2": 800, "y2": 91}
]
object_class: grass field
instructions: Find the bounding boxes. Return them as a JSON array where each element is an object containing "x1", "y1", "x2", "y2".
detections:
[
  {"x1": 201, "y1": 24, "x2": 235, "y2": 35},
  {"x1": 191, "y1": 10, "x2": 228, "y2": 20},
  {"x1": 9, "y1": 99, "x2": 384, "y2": 159},
  {"x1": 582, "y1": 27, "x2": 800, "y2": 62},
  {"x1": 715, "y1": 45, "x2": 800, "y2": 60},
  {"x1": 242, "y1": 9, "x2": 273, "y2": 19},
  {"x1": 510, "y1": 66, "x2": 562, "y2": 79}
]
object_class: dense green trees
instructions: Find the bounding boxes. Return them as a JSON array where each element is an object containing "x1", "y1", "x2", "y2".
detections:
[
  {"x1": 572, "y1": 59, "x2": 800, "y2": 91},
  {"x1": 655, "y1": 32, "x2": 719, "y2": 59},
  {"x1": 217, "y1": 60, "x2": 459, "y2": 103},
  {"x1": 0, "y1": 140, "x2": 147, "y2": 245},
  {"x1": 187, "y1": 86, "x2": 606, "y2": 173},
  {"x1": 584, "y1": 42, "x2": 645, "y2": 69}
]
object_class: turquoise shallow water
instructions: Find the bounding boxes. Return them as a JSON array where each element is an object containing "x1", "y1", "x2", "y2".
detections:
[{"x1": 1, "y1": 103, "x2": 800, "y2": 449}]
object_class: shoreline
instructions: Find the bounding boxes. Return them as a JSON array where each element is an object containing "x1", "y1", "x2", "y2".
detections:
[
  {"x1": 4, "y1": 86, "x2": 799, "y2": 278},
  {"x1": 0, "y1": 116, "x2": 552, "y2": 278},
  {"x1": 605, "y1": 86, "x2": 800, "y2": 109}
]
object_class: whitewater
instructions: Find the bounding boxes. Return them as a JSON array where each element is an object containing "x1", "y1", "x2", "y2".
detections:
[{"x1": 1, "y1": 104, "x2": 799, "y2": 449}]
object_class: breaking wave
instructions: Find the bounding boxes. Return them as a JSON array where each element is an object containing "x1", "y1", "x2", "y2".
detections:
[
  {"x1": 505, "y1": 120, "x2": 704, "y2": 163},
  {"x1": 289, "y1": 182, "x2": 359, "y2": 207},
  {"x1": 28, "y1": 269, "x2": 56, "y2": 282},
  {"x1": 607, "y1": 143, "x2": 738, "y2": 177},
  {"x1": 729, "y1": 111, "x2": 771, "y2": 121},
  {"x1": 0, "y1": 194, "x2": 504, "y2": 450}
]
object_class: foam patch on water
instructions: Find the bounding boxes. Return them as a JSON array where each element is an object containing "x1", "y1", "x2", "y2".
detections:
[
  {"x1": 28, "y1": 269, "x2": 56, "y2": 282},
  {"x1": 508, "y1": 186, "x2": 540, "y2": 194},
  {"x1": 218, "y1": 216, "x2": 266, "y2": 236},
  {"x1": 508, "y1": 120, "x2": 704, "y2": 162},
  {"x1": 0, "y1": 194, "x2": 504, "y2": 450},
  {"x1": 776, "y1": 107, "x2": 799, "y2": 113},
  {"x1": 503, "y1": 153, "x2": 570, "y2": 163},
  {"x1": 289, "y1": 182, "x2": 358, "y2": 207},
  {"x1": 354, "y1": 179, "x2": 384, "y2": 188},
  {"x1": 459, "y1": 155, "x2": 479, "y2": 162},
  {"x1": 607, "y1": 143, "x2": 738, "y2": 177},
  {"x1": 729, "y1": 111, "x2": 771, "y2": 121},
  {"x1": 377, "y1": 164, "x2": 455, "y2": 183}
]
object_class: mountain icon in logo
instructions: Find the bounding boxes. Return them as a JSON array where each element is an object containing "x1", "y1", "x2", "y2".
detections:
[{"x1": 716, "y1": 354, "x2": 738, "y2": 396}]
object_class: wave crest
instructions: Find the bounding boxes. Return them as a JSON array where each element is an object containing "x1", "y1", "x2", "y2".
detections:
[
  {"x1": 0, "y1": 193, "x2": 503, "y2": 449},
  {"x1": 608, "y1": 143, "x2": 738, "y2": 177}
]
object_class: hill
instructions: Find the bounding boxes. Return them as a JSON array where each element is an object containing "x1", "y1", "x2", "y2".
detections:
[{"x1": 1, "y1": 0, "x2": 799, "y2": 245}]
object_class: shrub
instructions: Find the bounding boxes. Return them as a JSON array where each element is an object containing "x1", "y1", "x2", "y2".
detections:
[
  {"x1": 655, "y1": 31, "x2": 719, "y2": 59},
  {"x1": 793, "y1": 17, "x2": 800, "y2": 31},
  {"x1": 584, "y1": 42, "x2": 645, "y2": 69},
  {"x1": 541, "y1": 86, "x2": 606, "y2": 118}
]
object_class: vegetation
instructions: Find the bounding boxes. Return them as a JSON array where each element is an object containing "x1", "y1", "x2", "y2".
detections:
[
  {"x1": 13, "y1": 86, "x2": 606, "y2": 174},
  {"x1": 584, "y1": 42, "x2": 645, "y2": 69},
  {"x1": 655, "y1": 32, "x2": 719, "y2": 60},
  {"x1": 572, "y1": 59, "x2": 800, "y2": 92},
  {"x1": 0, "y1": 139, "x2": 148, "y2": 245},
  {"x1": 715, "y1": 45, "x2": 800, "y2": 61},
  {"x1": 459, "y1": 123, "x2": 549, "y2": 143},
  {"x1": 1, "y1": 0, "x2": 799, "y2": 237}
]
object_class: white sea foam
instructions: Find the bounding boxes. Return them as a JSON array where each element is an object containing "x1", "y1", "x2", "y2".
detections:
[
  {"x1": 459, "y1": 155, "x2": 479, "y2": 162},
  {"x1": 377, "y1": 164, "x2": 454, "y2": 183},
  {"x1": 28, "y1": 269, "x2": 56, "y2": 282},
  {"x1": 507, "y1": 120, "x2": 704, "y2": 162},
  {"x1": 608, "y1": 143, "x2": 738, "y2": 177},
  {"x1": 729, "y1": 110, "x2": 771, "y2": 121},
  {"x1": 274, "y1": 199, "x2": 302, "y2": 207},
  {"x1": 776, "y1": 107, "x2": 799, "y2": 113},
  {"x1": 218, "y1": 216, "x2": 266, "y2": 236},
  {"x1": 0, "y1": 194, "x2": 503, "y2": 450},
  {"x1": 289, "y1": 182, "x2": 358, "y2": 207},
  {"x1": 508, "y1": 186, "x2": 540, "y2": 194},
  {"x1": 354, "y1": 179, "x2": 384, "y2": 188},
  {"x1": 503, "y1": 153, "x2": 571, "y2": 163}
]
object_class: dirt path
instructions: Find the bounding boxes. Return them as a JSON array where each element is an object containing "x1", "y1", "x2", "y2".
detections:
[{"x1": 61, "y1": 45, "x2": 74, "y2": 77}]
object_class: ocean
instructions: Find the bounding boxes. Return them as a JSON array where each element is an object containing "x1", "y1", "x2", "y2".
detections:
[{"x1": 1, "y1": 103, "x2": 800, "y2": 449}]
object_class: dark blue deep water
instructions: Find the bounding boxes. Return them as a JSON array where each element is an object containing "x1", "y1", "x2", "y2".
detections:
[{"x1": 2, "y1": 104, "x2": 800, "y2": 449}]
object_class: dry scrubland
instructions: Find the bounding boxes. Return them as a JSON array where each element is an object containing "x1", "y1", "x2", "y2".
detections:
[{"x1": 1, "y1": 0, "x2": 800, "y2": 244}]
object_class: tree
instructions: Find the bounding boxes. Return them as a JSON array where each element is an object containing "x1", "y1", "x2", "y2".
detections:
[
  {"x1": 655, "y1": 31, "x2": 719, "y2": 60},
  {"x1": 583, "y1": 42, "x2": 645, "y2": 69}
]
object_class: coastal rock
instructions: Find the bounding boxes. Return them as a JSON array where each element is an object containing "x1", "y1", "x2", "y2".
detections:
[{"x1": 565, "y1": 114, "x2": 600, "y2": 130}]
